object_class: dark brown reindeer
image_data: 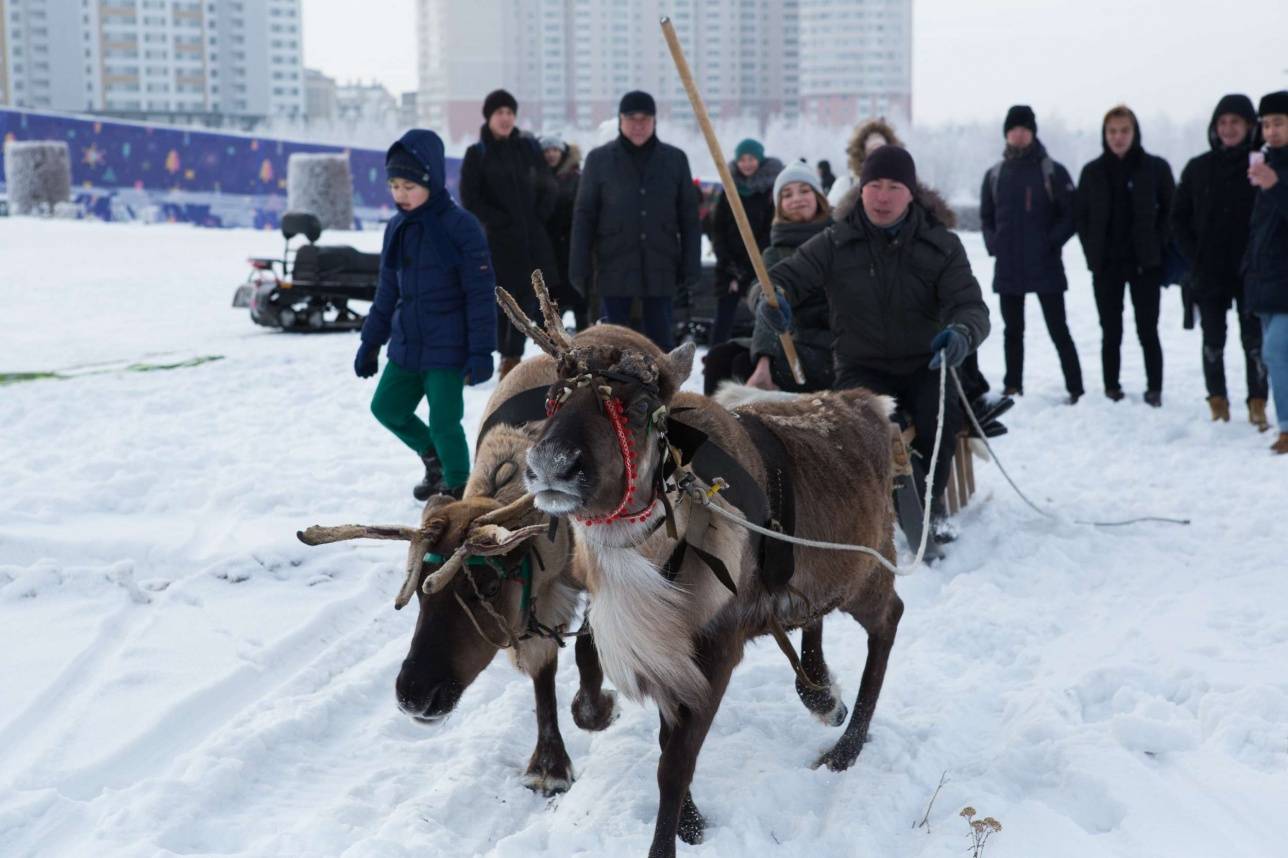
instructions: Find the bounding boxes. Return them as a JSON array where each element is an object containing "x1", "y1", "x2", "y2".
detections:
[
  {"x1": 298, "y1": 347, "x2": 619, "y2": 795},
  {"x1": 504, "y1": 285, "x2": 904, "y2": 857}
]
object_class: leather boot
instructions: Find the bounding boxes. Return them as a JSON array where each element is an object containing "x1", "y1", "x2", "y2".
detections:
[
  {"x1": 413, "y1": 451, "x2": 444, "y2": 502},
  {"x1": 1207, "y1": 395, "x2": 1230, "y2": 422},
  {"x1": 499, "y1": 356, "x2": 521, "y2": 380},
  {"x1": 1272, "y1": 433, "x2": 1288, "y2": 455},
  {"x1": 1249, "y1": 398, "x2": 1270, "y2": 433}
]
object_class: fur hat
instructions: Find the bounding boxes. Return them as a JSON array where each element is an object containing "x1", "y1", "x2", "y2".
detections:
[
  {"x1": 1004, "y1": 104, "x2": 1037, "y2": 136},
  {"x1": 482, "y1": 89, "x2": 518, "y2": 119},
  {"x1": 772, "y1": 161, "x2": 824, "y2": 201},
  {"x1": 859, "y1": 145, "x2": 916, "y2": 191}
]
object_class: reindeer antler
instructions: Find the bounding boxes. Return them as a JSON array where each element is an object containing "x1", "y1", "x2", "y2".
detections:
[{"x1": 495, "y1": 269, "x2": 571, "y2": 360}]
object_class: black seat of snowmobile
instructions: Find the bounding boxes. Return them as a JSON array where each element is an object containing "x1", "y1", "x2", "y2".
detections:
[
  {"x1": 292, "y1": 244, "x2": 382, "y2": 280},
  {"x1": 281, "y1": 211, "x2": 323, "y2": 243}
]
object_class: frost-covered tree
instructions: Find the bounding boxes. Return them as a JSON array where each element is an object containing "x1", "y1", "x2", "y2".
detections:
[
  {"x1": 287, "y1": 153, "x2": 354, "y2": 231},
  {"x1": 4, "y1": 140, "x2": 72, "y2": 216}
]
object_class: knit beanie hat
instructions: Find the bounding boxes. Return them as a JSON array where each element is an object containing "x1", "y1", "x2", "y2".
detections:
[
  {"x1": 772, "y1": 160, "x2": 824, "y2": 201},
  {"x1": 618, "y1": 90, "x2": 656, "y2": 116},
  {"x1": 482, "y1": 88, "x2": 518, "y2": 119},
  {"x1": 1004, "y1": 104, "x2": 1037, "y2": 135},
  {"x1": 539, "y1": 133, "x2": 566, "y2": 151},
  {"x1": 859, "y1": 145, "x2": 916, "y2": 190},
  {"x1": 734, "y1": 138, "x2": 765, "y2": 163},
  {"x1": 385, "y1": 145, "x2": 431, "y2": 188},
  {"x1": 1259, "y1": 90, "x2": 1288, "y2": 118}
]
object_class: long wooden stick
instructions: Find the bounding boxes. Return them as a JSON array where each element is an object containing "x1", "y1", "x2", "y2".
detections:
[{"x1": 660, "y1": 16, "x2": 806, "y2": 385}]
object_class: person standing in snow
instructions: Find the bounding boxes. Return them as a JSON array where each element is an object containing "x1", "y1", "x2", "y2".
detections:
[
  {"x1": 816, "y1": 159, "x2": 837, "y2": 195},
  {"x1": 765, "y1": 146, "x2": 991, "y2": 540},
  {"x1": 569, "y1": 90, "x2": 701, "y2": 351},
  {"x1": 1172, "y1": 94, "x2": 1269, "y2": 428},
  {"x1": 541, "y1": 134, "x2": 588, "y2": 330},
  {"x1": 459, "y1": 89, "x2": 558, "y2": 380},
  {"x1": 708, "y1": 138, "x2": 782, "y2": 345},
  {"x1": 1244, "y1": 91, "x2": 1288, "y2": 454},
  {"x1": 980, "y1": 105, "x2": 1084, "y2": 403},
  {"x1": 354, "y1": 130, "x2": 497, "y2": 501},
  {"x1": 1076, "y1": 104, "x2": 1176, "y2": 407}
]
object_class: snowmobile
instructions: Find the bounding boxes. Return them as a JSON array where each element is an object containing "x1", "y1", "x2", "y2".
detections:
[{"x1": 232, "y1": 211, "x2": 379, "y2": 332}]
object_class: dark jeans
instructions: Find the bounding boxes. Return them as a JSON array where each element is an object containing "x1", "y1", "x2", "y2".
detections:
[
  {"x1": 1198, "y1": 293, "x2": 1268, "y2": 401},
  {"x1": 702, "y1": 340, "x2": 754, "y2": 395},
  {"x1": 1092, "y1": 269, "x2": 1163, "y2": 393},
  {"x1": 998, "y1": 292, "x2": 1084, "y2": 395},
  {"x1": 602, "y1": 296, "x2": 675, "y2": 351},
  {"x1": 836, "y1": 364, "x2": 964, "y2": 507},
  {"x1": 710, "y1": 289, "x2": 744, "y2": 346}
]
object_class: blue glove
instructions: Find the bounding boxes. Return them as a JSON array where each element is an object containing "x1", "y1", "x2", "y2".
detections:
[
  {"x1": 928, "y1": 325, "x2": 970, "y2": 370},
  {"x1": 354, "y1": 341, "x2": 379, "y2": 378},
  {"x1": 759, "y1": 287, "x2": 793, "y2": 335},
  {"x1": 463, "y1": 353, "x2": 494, "y2": 386}
]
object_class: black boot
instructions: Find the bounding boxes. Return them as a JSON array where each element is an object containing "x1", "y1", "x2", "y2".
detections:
[
  {"x1": 413, "y1": 451, "x2": 444, "y2": 502},
  {"x1": 436, "y1": 483, "x2": 465, "y2": 500},
  {"x1": 929, "y1": 498, "x2": 957, "y2": 545}
]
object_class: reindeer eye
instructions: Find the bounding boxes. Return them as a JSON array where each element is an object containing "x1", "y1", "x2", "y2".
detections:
[{"x1": 481, "y1": 578, "x2": 501, "y2": 599}]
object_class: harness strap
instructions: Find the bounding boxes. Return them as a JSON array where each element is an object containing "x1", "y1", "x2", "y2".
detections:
[
  {"x1": 766, "y1": 614, "x2": 828, "y2": 692},
  {"x1": 474, "y1": 385, "x2": 551, "y2": 455},
  {"x1": 735, "y1": 412, "x2": 797, "y2": 592}
]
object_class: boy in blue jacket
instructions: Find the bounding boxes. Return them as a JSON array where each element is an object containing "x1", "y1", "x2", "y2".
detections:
[{"x1": 354, "y1": 129, "x2": 497, "y2": 499}]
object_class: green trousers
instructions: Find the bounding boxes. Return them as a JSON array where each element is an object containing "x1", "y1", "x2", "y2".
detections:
[{"x1": 370, "y1": 360, "x2": 470, "y2": 488}]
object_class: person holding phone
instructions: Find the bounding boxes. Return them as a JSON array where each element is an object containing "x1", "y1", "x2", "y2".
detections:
[{"x1": 1245, "y1": 91, "x2": 1288, "y2": 453}]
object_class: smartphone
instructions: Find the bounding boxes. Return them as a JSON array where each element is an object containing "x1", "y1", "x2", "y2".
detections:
[{"x1": 1250, "y1": 151, "x2": 1266, "y2": 167}]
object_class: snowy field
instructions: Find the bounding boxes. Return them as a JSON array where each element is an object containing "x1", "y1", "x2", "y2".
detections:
[{"x1": 2, "y1": 217, "x2": 1285, "y2": 858}]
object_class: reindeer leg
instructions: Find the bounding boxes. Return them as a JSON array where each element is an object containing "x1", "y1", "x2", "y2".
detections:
[
  {"x1": 571, "y1": 630, "x2": 618, "y2": 732},
  {"x1": 522, "y1": 658, "x2": 574, "y2": 796},
  {"x1": 796, "y1": 620, "x2": 849, "y2": 727},
  {"x1": 814, "y1": 589, "x2": 903, "y2": 772},
  {"x1": 648, "y1": 635, "x2": 741, "y2": 858}
]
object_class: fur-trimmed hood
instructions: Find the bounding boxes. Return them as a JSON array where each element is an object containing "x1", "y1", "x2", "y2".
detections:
[
  {"x1": 845, "y1": 118, "x2": 903, "y2": 180},
  {"x1": 833, "y1": 181, "x2": 957, "y2": 230},
  {"x1": 555, "y1": 143, "x2": 582, "y2": 178},
  {"x1": 727, "y1": 156, "x2": 784, "y2": 197}
]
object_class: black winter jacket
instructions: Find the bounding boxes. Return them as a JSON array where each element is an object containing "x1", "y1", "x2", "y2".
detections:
[
  {"x1": 569, "y1": 134, "x2": 702, "y2": 299},
  {"x1": 979, "y1": 141, "x2": 1077, "y2": 295},
  {"x1": 1171, "y1": 97, "x2": 1260, "y2": 304},
  {"x1": 1076, "y1": 120, "x2": 1176, "y2": 275},
  {"x1": 545, "y1": 145, "x2": 582, "y2": 306},
  {"x1": 459, "y1": 126, "x2": 559, "y2": 302},
  {"x1": 1244, "y1": 145, "x2": 1288, "y2": 314},
  {"x1": 769, "y1": 195, "x2": 990, "y2": 378},
  {"x1": 710, "y1": 157, "x2": 782, "y2": 294}
]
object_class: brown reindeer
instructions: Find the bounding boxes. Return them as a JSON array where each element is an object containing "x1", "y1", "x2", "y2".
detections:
[
  {"x1": 505, "y1": 286, "x2": 904, "y2": 857},
  {"x1": 298, "y1": 350, "x2": 618, "y2": 795}
]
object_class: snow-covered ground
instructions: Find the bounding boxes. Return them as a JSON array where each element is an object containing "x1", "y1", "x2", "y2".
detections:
[{"x1": 2, "y1": 218, "x2": 1285, "y2": 858}]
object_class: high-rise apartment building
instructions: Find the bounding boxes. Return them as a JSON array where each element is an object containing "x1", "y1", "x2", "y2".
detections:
[
  {"x1": 415, "y1": 0, "x2": 909, "y2": 141},
  {"x1": 0, "y1": 0, "x2": 305, "y2": 127}
]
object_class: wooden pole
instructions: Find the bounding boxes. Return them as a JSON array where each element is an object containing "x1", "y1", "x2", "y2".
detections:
[{"x1": 659, "y1": 16, "x2": 806, "y2": 385}]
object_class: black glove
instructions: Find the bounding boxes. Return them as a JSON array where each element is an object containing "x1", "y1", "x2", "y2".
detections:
[
  {"x1": 928, "y1": 325, "x2": 970, "y2": 370},
  {"x1": 354, "y1": 341, "x2": 379, "y2": 378},
  {"x1": 462, "y1": 353, "x2": 494, "y2": 386}
]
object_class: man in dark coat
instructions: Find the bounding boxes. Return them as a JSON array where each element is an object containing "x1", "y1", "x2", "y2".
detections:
[
  {"x1": 980, "y1": 105, "x2": 1084, "y2": 402},
  {"x1": 1245, "y1": 91, "x2": 1288, "y2": 453},
  {"x1": 459, "y1": 89, "x2": 558, "y2": 378},
  {"x1": 569, "y1": 90, "x2": 702, "y2": 350},
  {"x1": 1076, "y1": 104, "x2": 1176, "y2": 406},
  {"x1": 1172, "y1": 94, "x2": 1269, "y2": 426},
  {"x1": 767, "y1": 146, "x2": 991, "y2": 534}
]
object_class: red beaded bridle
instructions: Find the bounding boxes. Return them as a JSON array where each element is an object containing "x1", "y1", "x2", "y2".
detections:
[{"x1": 545, "y1": 371, "x2": 667, "y2": 528}]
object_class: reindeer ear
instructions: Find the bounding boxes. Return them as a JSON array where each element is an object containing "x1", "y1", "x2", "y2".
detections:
[{"x1": 666, "y1": 341, "x2": 696, "y2": 386}]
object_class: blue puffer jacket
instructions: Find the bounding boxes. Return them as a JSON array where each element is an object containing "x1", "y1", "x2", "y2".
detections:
[
  {"x1": 361, "y1": 129, "x2": 497, "y2": 371},
  {"x1": 1244, "y1": 145, "x2": 1288, "y2": 315},
  {"x1": 979, "y1": 140, "x2": 1077, "y2": 295}
]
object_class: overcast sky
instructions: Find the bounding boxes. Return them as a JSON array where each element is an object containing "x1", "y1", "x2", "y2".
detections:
[{"x1": 301, "y1": 0, "x2": 1288, "y2": 126}]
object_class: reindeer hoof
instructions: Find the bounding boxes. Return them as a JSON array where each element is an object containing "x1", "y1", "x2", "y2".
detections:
[
  {"x1": 678, "y1": 792, "x2": 706, "y2": 845},
  {"x1": 812, "y1": 738, "x2": 863, "y2": 772},
  {"x1": 820, "y1": 699, "x2": 848, "y2": 728},
  {"x1": 522, "y1": 766, "x2": 573, "y2": 797},
  {"x1": 572, "y1": 688, "x2": 618, "y2": 732},
  {"x1": 796, "y1": 676, "x2": 846, "y2": 727}
]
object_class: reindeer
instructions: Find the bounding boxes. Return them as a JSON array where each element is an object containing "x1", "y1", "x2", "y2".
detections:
[
  {"x1": 297, "y1": 343, "x2": 622, "y2": 795},
  {"x1": 503, "y1": 283, "x2": 904, "y2": 857}
]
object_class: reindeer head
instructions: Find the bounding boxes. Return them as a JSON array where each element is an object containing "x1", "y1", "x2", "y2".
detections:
[
  {"x1": 496, "y1": 272, "x2": 695, "y2": 530},
  {"x1": 297, "y1": 491, "x2": 546, "y2": 723}
]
